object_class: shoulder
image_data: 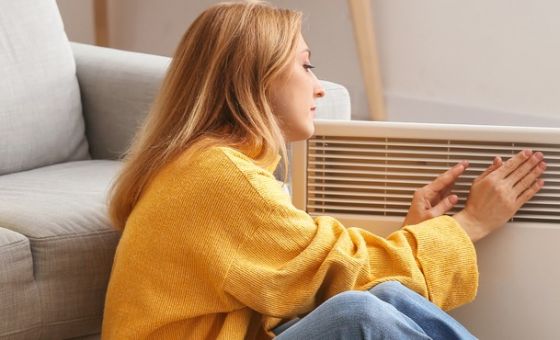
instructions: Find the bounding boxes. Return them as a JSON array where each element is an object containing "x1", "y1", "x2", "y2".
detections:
[
  {"x1": 163, "y1": 145, "x2": 289, "y2": 205},
  {"x1": 171, "y1": 145, "x2": 271, "y2": 179}
]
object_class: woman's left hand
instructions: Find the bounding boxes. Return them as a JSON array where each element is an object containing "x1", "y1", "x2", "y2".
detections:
[{"x1": 402, "y1": 160, "x2": 477, "y2": 227}]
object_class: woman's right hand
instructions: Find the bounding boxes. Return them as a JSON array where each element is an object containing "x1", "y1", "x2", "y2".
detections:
[{"x1": 453, "y1": 149, "x2": 547, "y2": 242}]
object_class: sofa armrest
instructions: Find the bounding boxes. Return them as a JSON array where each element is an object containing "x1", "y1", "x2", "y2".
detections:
[
  {"x1": 72, "y1": 42, "x2": 352, "y2": 161},
  {"x1": 315, "y1": 80, "x2": 351, "y2": 120},
  {"x1": 71, "y1": 42, "x2": 170, "y2": 160}
]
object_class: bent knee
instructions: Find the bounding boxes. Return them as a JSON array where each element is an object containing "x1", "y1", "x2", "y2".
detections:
[
  {"x1": 370, "y1": 281, "x2": 413, "y2": 298},
  {"x1": 326, "y1": 291, "x2": 395, "y2": 325},
  {"x1": 328, "y1": 290, "x2": 376, "y2": 308},
  {"x1": 369, "y1": 281, "x2": 431, "y2": 311}
]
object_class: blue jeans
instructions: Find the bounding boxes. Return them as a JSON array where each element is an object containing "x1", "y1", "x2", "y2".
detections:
[{"x1": 272, "y1": 281, "x2": 476, "y2": 340}]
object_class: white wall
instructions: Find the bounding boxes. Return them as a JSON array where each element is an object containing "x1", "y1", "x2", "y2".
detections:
[
  {"x1": 56, "y1": 0, "x2": 560, "y2": 127},
  {"x1": 57, "y1": 0, "x2": 94, "y2": 44},
  {"x1": 376, "y1": 0, "x2": 560, "y2": 127}
]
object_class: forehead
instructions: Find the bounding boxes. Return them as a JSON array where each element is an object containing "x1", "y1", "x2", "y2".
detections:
[
  {"x1": 298, "y1": 33, "x2": 309, "y2": 51},
  {"x1": 297, "y1": 34, "x2": 310, "y2": 56}
]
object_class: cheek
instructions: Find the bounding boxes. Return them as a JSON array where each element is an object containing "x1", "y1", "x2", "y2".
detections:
[
  {"x1": 269, "y1": 87, "x2": 288, "y2": 114},
  {"x1": 291, "y1": 76, "x2": 312, "y2": 111},
  {"x1": 269, "y1": 72, "x2": 314, "y2": 138},
  {"x1": 271, "y1": 83, "x2": 300, "y2": 119}
]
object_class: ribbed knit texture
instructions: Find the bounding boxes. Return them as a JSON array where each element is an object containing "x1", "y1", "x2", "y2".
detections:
[{"x1": 101, "y1": 146, "x2": 478, "y2": 339}]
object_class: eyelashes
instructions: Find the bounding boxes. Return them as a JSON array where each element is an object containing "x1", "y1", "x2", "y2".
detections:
[{"x1": 303, "y1": 63, "x2": 316, "y2": 71}]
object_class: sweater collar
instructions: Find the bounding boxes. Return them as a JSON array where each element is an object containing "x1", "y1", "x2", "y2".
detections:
[
  {"x1": 237, "y1": 144, "x2": 282, "y2": 174},
  {"x1": 266, "y1": 154, "x2": 282, "y2": 174}
]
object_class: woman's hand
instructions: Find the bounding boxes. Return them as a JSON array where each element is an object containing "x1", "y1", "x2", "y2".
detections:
[
  {"x1": 453, "y1": 149, "x2": 546, "y2": 242},
  {"x1": 403, "y1": 160, "x2": 474, "y2": 227}
]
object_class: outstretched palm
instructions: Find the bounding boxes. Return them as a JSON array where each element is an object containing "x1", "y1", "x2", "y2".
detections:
[{"x1": 403, "y1": 158, "x2": 502, "y2": 227}]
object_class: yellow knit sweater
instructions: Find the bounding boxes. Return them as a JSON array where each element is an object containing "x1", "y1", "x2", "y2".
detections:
[{"x1": 101, "y1": 145, "x2": 478, "y2": 339}]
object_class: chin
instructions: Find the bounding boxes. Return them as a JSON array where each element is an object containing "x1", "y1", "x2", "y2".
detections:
[
  {"x1": 286, "y1": 124, "x2": 315, "y2": 142},
  {"x1": 302, "y1": 122, "x2": 315, "y2": 140}
]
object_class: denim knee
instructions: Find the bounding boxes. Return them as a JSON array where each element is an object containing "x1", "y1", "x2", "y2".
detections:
[
  {"x1": 328, "y1": 290, "x2": 382, "y2": 325},
  {"x1": 275, "y1": 290, "x2": 429, "y2": 339},
  {"x1": 368, "y1": 281, "x2": 476, "y2": 340},
  {"x1": 327, "y1": 290, "x2": 419, "y2": 332},
  {"x1": 369, "y1": 281, "x2": 414, "y2": 303}
]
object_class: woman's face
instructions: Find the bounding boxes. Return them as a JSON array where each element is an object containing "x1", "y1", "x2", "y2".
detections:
[{"x1": 269, "y1": 33, "x2": 325, "y2": 142}]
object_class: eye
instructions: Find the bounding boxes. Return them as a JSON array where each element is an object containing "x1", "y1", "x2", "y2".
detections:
[{"x1": 303, "y1": 63, "x2": 315, "y2": 71}]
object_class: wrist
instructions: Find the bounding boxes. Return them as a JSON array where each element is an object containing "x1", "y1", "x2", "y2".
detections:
[{"x1": 452, "y1": 210, "x2": 485, "y2": 243}]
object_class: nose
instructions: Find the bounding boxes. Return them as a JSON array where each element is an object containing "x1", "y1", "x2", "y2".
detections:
[{"x1": 314, "y1": 81, "x2": 325, "y2": 99}]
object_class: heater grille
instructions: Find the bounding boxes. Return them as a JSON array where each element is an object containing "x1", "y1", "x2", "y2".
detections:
[{"x1": 306, "y1": 135, "x2": 560, "y2": 223}]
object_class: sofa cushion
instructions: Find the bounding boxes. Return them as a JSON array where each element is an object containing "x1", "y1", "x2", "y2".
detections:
[
  {"x1": 0, "y1": 0, "x2": 90, "y2": 176},
  {"x1": 0, "y1": 228, "x2": 41, "y2": 339},
  {"x1": 0, "y1": 160, "x2": 122, "y2": 338}
]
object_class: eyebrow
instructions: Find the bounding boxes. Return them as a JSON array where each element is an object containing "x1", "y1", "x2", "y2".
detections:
[{"x1": 301, "y1": 48, "x2": 311, "y2": 59}]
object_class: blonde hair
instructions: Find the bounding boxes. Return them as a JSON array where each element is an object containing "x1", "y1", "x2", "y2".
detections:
[{"x1": 107, "y1": 1, "x2": 302, "y2": 230}]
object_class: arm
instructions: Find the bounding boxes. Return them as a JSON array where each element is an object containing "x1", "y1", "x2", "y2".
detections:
[{"x1": 219, "y1": 149, "x2": 477, "y2": 318}]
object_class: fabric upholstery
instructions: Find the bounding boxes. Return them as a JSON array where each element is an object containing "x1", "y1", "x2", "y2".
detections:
[
  {"x1": 315, "y1": 80, "x2": 351, "y2": 120},
  {"x1": 72, "y1": 42, "x2": 170, "y2": 161},
  {"x1": 0, "y1": 228, "x2": 41, "y2": 339},
  {"x1": 0, "y1": 0, "x2": 90, "y2": 175},
  {"x1": 0, "y1": 160, "x2": 122, "y2": 339}
]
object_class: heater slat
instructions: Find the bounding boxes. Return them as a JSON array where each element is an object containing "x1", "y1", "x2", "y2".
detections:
[
  {"x1": 309, "y1": 138, "x2": 560, "y2": 153},
  {"x1": 309, "y1": 160, "x2": 560, "y2": 176},
  {"x1": 310, "y1": 145, "x2": 560, "y2": 160}
]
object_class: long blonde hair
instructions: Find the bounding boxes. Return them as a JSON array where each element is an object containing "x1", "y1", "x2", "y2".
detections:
[{"x1": 107, "y1": 1, "x2": 302, "y2": 230}]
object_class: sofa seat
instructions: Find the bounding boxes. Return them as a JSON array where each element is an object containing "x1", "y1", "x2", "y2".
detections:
[
  {"x1": 0, "y1": 160, "x2": 122, "y2": 339},
  {"x1": 0, "y1": 227, "x2": 41, "y2": 339}
]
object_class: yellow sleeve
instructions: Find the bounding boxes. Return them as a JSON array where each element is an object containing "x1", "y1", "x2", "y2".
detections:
[{"x1": 220, "y1": 149, "x2": 478, "y2": 319}]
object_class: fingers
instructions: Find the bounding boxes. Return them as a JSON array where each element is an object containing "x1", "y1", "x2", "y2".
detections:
[
  {"x1": 440, "y1": 184, "x2": 453, "y2": 201},
  {"x1": 516, "y1": 178, "x2": 545, "y2": 208},
  {"x1": 430, "y1": 194, "x2": 459, "y2": 217},
  {"x1": 507, "y1": 152, "x2": 545, "y2": 185},
  {"x1": 513, "y1": 160, "x2": 547, "y2": 196},
  {"x1": 438, "y1": 177, "x2": 461, "y2": 204},
  {"x1": 427, "y1": 160, "x2": 469, "y2": 193},
  {"x1": 494, "y1": 149, "x2": 533, "y2": 179},
  {"x1": 476, "y1": 156, "x2": 503, "y2": 182}
]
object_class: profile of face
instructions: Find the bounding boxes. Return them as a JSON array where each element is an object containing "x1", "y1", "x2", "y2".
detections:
[{"x1": 269, "y1": 33, "x2": 325, "y2": 142}]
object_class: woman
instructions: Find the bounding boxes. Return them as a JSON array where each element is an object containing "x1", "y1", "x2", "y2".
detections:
[{"x1": 101, "y1": 1, "x2": 546, "y2": 339}]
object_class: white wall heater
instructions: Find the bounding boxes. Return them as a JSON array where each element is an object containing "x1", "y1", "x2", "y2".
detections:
[{"x1": 290, "y1": 119, "x2": 560, "y2": 340}]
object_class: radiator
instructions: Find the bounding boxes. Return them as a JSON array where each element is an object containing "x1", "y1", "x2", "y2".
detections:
[{"x1": 290, "y1": 119, "x2": 560, "y2": 340}]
